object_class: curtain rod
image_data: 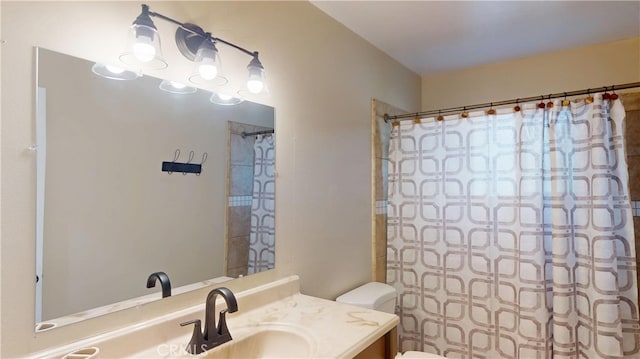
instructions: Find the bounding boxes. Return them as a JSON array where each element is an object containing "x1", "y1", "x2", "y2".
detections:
[
  {"x1": 384, "y1": 82, "x2": 640, "y2": 122},
  {"x1": 241, "y1": 129, "x2": 274, "y2": 138}
]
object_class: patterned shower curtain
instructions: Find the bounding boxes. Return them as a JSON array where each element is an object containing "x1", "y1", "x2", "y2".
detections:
[
  {"x1": 387, "y1": 94, "x2": 639, "y2": 358},
  {"x1": 248, "y1": 134, "x2": 276, "y2": 274}
]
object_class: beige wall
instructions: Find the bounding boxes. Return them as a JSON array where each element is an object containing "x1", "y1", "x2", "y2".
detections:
[
  {"x1": 1, "y1": 1, "x2": 420, "y2": 356},
  {"x1": 422, "y1": 37, "x2": 640, "y2": 110}
]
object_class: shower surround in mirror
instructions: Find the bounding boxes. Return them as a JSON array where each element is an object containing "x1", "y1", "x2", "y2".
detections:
[
  {"x1": 35, "y1": 48, "x2": 275, "y2": 327},
  {"x1": 226, "y1": 122, "x2": 275, "y2": 277},
  {"x1": 248, "y1": 133, "x2": 276, "y2": 274},
  {"x1": 387, "y1": 95, "x2": 639, "y2": 358}
]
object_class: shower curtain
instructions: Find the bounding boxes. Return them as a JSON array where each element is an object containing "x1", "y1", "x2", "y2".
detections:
[
  {"x1": 248, "y1": 134, "x2": 275, "y2": 274},
  {"x1": 387, "y1": 94, "x2": 639, "y2": 358}
]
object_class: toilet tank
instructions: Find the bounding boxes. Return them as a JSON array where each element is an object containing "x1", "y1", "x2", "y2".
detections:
[{"x1": 335, "y1": 282, "x2": 397, "y2": 314}]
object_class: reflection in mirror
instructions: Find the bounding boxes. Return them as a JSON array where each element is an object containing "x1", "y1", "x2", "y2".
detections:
[
  {"x1": 226, "y1": 123, "x2": 275, "y2": 278},
  {"x1": 35, "y1": 48, "x2": 275, "y2": 330}
]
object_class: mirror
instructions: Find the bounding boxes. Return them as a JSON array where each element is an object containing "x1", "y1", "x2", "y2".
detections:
[{"x1": 35, "y1": 48, "x2": 275, "y2": 329}]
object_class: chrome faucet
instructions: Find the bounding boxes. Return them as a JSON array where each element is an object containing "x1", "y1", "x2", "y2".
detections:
[
  {"x1": 146, "y1": 271, "x2": 171, "y2": 298},
  {"x1": 180, "y1": 287, "x2": 239, "y2": 355}
]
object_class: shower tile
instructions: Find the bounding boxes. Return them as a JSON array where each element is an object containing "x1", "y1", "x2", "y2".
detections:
[
  {"x1": 375, "y1": 158, "x2": 388, "y2": 201},
  {"x1": 230, "y1": 165, "x2": 254, "y2": 196},
  {"x1": 625, "y1": 112, "x2": 640, "y2": 156},
  {"x1": 228, "y1": 206, "x2": 252, "y2": 237},
  {"x1": 375, "y1": 255, "x2": 387, "y2": 283},
  {"x1": 227, "y1": 266, "x2": 248, "y2": 279},
  {"x1": 375, "y1": 214, "x2": 387, "y2": 256},
  {"x1": 227, "y1": 235, "x2": 250, "y2": 270},
  {"x1": 230, "y1": 133, "x2": 256, "y2": 165},
  {"x1": 375, "y1": 200, "x2": 388, "y2": 214},
  {"x1": 228, "y1": 195, "x2": 253, "y2": 207},
  {"x1": 628, "y1": 158, "x2": 640, "y2": 200},
  {"x1": 621, "y1": 93, "x2": 640, "y2": 112}
]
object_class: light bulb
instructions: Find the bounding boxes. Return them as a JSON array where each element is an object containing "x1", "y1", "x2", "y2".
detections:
[
  {"x1": 170, "y1": 81, "x2": 186, "y2": 89},
  {"x1": 105, "y1": 65, "x2": 125, "y2": 74},
  {"x1": 132, "y1": 35, "x2": 156, "y2": 62},
  {"x1": 246, "y1": 53, "x2": 266, "y2": 94},
  {"x1": 247, "y1": 79, "x2": 264, "y2": 94},
  {"x1": 198, "y1": 62, "x2": 218, "y2": 80},
  {"x1": 217, "y1": 93, "x2": 232, "y2": 101},
  {"x1": 195, "y1": 40, "x2": 220, "y2": 81}
]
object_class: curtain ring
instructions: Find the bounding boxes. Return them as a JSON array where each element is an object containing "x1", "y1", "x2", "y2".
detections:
[
  {"x1": 586, "y1": 88, "x2": 594, "y2": 104},
  {"x1": 487, "y1": 102, "x2": 496, "y2": 115},
  {"x1": 562, "y1": 92, "x2": 570, "y2": 106},
  {"x1": 413, "y1": 113, "x2": 421, "y2": 124},
  {"x1": 436, "y1": 110, "x2": 444, "y2": 122},
  {"x1": 610, "y1": 85, "x2": 619, "y2": 100},
  {"x1": 546, "y1": 94, "x2": 554, "y2": 109},
  {"x1": 514, "y1": 99, "x2": 521, "y2": 112},
  {"x1": 461, "y1": 106, "x2": 469, "y2": 118}
]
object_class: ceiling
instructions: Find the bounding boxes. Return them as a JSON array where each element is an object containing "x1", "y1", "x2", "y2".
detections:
[{"x1": 311, "y1": 1, "x2": 640, "y2": 76}]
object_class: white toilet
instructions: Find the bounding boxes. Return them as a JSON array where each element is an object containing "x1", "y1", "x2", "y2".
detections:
[{"x1": 336, "y1": 282, "x2": 447, "y2": 359}]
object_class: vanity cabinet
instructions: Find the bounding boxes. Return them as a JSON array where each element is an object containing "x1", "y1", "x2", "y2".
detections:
[{"x1": 354, "y1": 327, "x2": 398, "y2": 359}]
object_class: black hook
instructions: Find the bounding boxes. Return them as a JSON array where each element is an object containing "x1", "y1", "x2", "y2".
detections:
[
  {"x1": 167, "y1": 149, "x2": 181, "y2": 174},
  {"x1": 183, "y1": 151, "x2": 195, "y2": 175},
  {"x1": 196, "y1": 153, "x2": 208, "y2": 176}
]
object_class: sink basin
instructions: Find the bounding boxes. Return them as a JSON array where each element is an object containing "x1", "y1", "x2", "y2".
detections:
[{"x1": 203, "y1": 324, "x2": 318, "y2": 358}]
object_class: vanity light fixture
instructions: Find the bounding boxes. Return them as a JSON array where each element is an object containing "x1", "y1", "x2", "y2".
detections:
[
  {"x1": 159, "y1": 80, "x2": 197, "y2": 94},
  {"x1": 120, "y1": 4, "x2": 268, "y2": 95},
  {"x1": 91, "y1": 63, "x2": 142, "y2": 81}
]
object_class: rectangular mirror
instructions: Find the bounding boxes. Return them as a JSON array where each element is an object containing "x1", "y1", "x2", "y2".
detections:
[{"x1": 35, "y1": 48, "x2": 275, "y2": 330}]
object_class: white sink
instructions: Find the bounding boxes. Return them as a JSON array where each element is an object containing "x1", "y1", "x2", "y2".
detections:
[
  {"x1": 201, "y1": 324, "x2": 318, "y2": 358},
  {"x1": 132, "y1": 323, "x2": 317, "y2": 358}
]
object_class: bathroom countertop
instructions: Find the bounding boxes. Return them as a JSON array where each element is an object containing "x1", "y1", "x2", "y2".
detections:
[
  {"x1": 29, "y1": 276, "x2": 399, "y2": 359},
  {"x1": 213, "y1": 292, "x2": 399, "y2": 358}
]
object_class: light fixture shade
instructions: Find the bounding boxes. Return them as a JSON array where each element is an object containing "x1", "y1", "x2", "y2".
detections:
[
  {"x1": 194, "y1": 40, "x2": 221, "y2": 81},
  {"x1": 91, "y1": 63, "x2": 142, "y2": 80},
  {"x1": 246, "y1": 53, "x2": 266, "y2": 94},
  {"x1": 119, "y1": 5, "x2": 167, "y2": 70},
  {"x1": 210, "y1": 92, "x2": 244, "y2": 106},
  {"x1": 159, "y1": 80, "x2": 197, "y2": 94}
]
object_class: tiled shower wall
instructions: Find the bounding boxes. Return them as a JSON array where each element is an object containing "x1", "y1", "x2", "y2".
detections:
[
  {"x1": 372, "y1": 99, "x2": 407, "y2": 283},
  {"x1": 226, "y1": 121, "x2": 272, "y2": 278},
  {"x1": 622, "y1": 92, "x2": 640, "y2": 295}
]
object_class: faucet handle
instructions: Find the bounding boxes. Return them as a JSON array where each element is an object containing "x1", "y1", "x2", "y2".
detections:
[
  {"x1": 180, "y1": 319, "x2": 206, "y2": 355},
  {"x1": 180, "y1": 319, "x2": 201, "y2": 328}
]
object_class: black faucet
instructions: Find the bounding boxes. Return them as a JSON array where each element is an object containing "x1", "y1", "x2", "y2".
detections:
[
  {"x1": 146, "y1": 271, "x2": 171, "y2": 298},
  {"x1": 180, "y1": 287, "x2": 239, "y2": 355}
]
